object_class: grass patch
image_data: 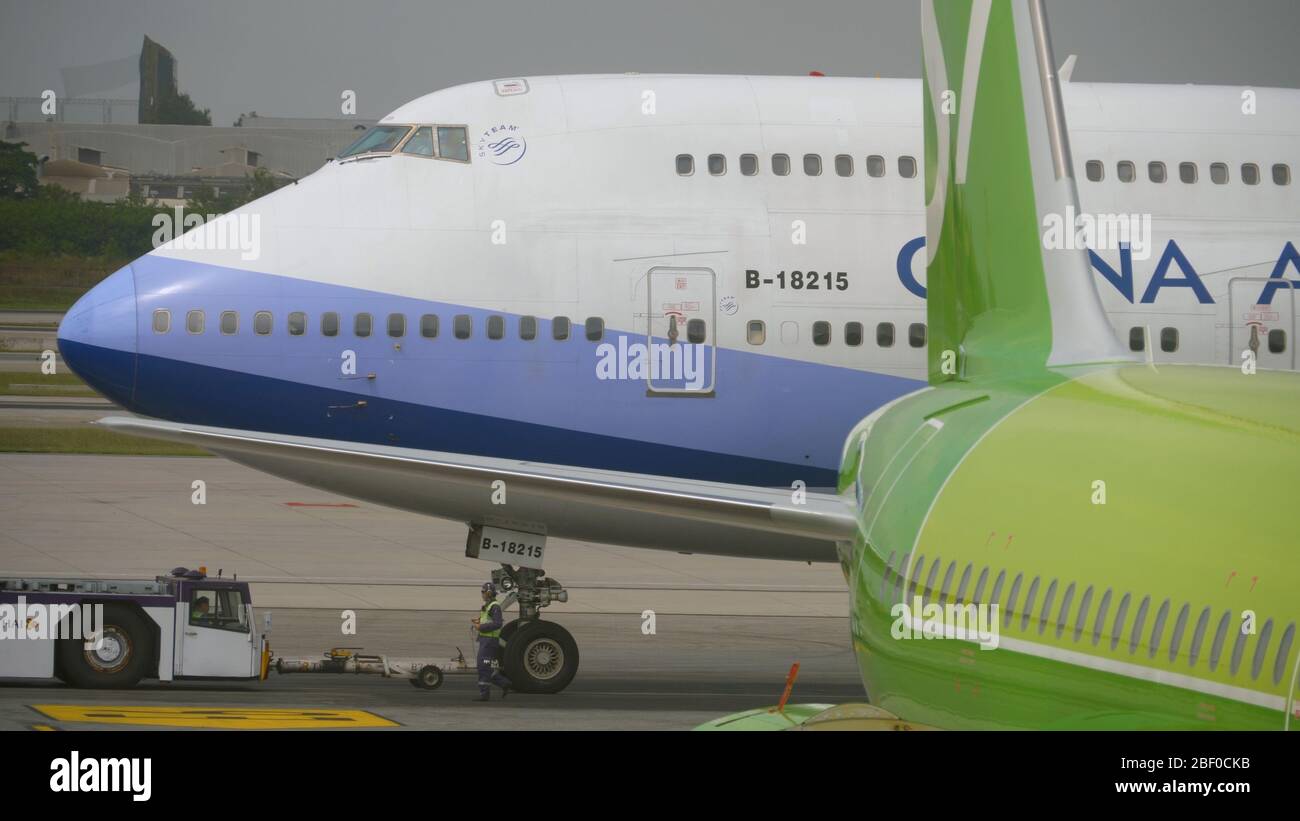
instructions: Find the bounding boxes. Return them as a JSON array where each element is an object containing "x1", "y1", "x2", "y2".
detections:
[
  {"x1": 0, "y1": 426, "x2": 210, "y2": 456},
  {"x1": 0, "y1": 253, "x2": 126, "y2": 312},
  {"x1": 0, "y1": 370, "x2": 95, "y2": 396}
]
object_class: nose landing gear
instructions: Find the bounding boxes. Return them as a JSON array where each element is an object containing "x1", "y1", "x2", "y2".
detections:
[{"x1": 492, "y1": 566, "x2": 579, "y2": 694}]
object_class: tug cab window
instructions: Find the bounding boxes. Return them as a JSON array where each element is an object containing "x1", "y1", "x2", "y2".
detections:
[
  {"x1": 189, "y1": 587, "x2": 249, "y2": 633},
  {"x1": 338, "y1": 125, "x2": 412, "y2": 158}
]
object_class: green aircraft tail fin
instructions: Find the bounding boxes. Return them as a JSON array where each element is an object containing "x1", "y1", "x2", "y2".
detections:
[{"x1": 921, "y1": 0, "x2": 1131, "y2": 384}]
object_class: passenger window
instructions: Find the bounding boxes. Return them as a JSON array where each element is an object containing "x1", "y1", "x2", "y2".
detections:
[
  {"x1": 707, "y1": 154, "x2": 726, "y2": 176},
  {"x1": 772, "y1": 154, "x2": 791, "y2": 176},
  {"x1": 1269, "y1": 329, "x2": 1286, "y2": 353},
  {"x1": 354, "y1": 312, "x2": 372, "y2": 337},
  {"x1": 1274, "y1": 163, "x2": 1291, "y2": 186},
  {"x1": 400, "y1": 126, "x2": 434, "y2": 157},
  {"x1": 835, "y1": 155, "x2": 853, "y2": 177},
  {"x1": 186, "y1": 309, "x2": 204, "y2": 334},
  {"x1": 746, "y1": 320, "x2": 765, "y2": 345},
  {"x1": 1085, "y1": 160, "x2": 1104, "y2": 181},
  {"x1": 876, "y1": 322, "x2": 895, "y2": 347},
  {"x1": 288, "y1": 311, "x2": 306, "y2": 336},
  {"x1": 686, "y1": 318, "x2": 706, "y2": 344},
  {"x1": 220, "y1": 311, "x2": 238, "y2": 335},
  {"x1": 866, "y1": 155, "x2": 885, "y2": 177},
  {"x1": 1160, "y1": 327, "x2": 1179, "y2": 353},
  {"x1": 437, "y1": 126, "x2": 469, "y2": 161},
  {"x1": 1148, "y1": 161, "x2": 1167, "y2": 183},
  {"x1": 487, "y1": 315, "x2": 505, "y2": 340},
  {"x1": 519, "y1": 315, "x2": 537, "y2": 340},
  {"x1": 1179, "y1": 162, "x2": 1197, "y2": 184},
  {"x1": 453, "y1": 314, "x2": 472, "y2": 339},
  {"x1": 153, "y1": 309, "x2": 170, "y2": 334},
  {"x1": 321, "y1": 312, "x2": 338, "y2": 337},
  {"x1": 1117, "y1": 161, "x2": 1135, "y2": 183},
  {"x1": 420, "y1": 314, "x2": 439, "y2": 338},
  {"x1": 898, "y1": 156, "x2": 917, "y2": 178},
  {"x1": 552, "y1": 316, "x2": 571, "y2": 340},
  {"x1": 780, "y1": 320, "x2": 799, "y2": 344},
  {"x1": 254, "y1": 311, "x2": 273, "y2": 336},
  {"x1": 1242, "y1": 163, "x2": 1260, "y2": 185},
  {"x1": 908, "y1": 322, "x2": 926, "y2": 348},
  {"x1": 1128, "y1": 326, "x2": 1145, "y2": 352},
  {"x1": 803, "y1": 154, "x2": 822, "y2": 176},
  {"x1": 585, "y1": 317, "x2": 604, "y2": 342},
  {"x1": 675, "y1": 154, "x2": 694, "y2": 176},
  {"x1": 387, "y1": 313, "x2": 405, "y2": 337},
  {"x1": 1210, "y1": 162, "x2": 1229, "y2": 184},
  {"x1": 812, "y1": 321, "x2": 831, "y2": 346},
  {"x1": 845, "y1": 321, "x2": 863, "y2": 346},
  {"x1": 740, "y1": 154, "x2": 758, "y2": 176}
]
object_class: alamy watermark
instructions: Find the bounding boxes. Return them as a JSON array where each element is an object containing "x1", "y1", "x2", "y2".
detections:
[
  {"x1": 0, "y1": 597, "x2": 104, "y2": 649},
  {"x1": 595, "y1": 335, "x2": 708, "y2": 391},
  {"x1": 890, "y1": 596, "x2": 1000, "y2": 650},
  {"x1": 151, "y1": 206, "x2": 261, "y2": 261},
  {"x1": 1042, "y1": 205, "x2": 1152, "y2": 261}
]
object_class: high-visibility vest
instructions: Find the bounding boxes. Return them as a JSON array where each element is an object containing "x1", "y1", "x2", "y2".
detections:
[{"x1": 479, "y1": 600, "x2": 501, "y2": 639}]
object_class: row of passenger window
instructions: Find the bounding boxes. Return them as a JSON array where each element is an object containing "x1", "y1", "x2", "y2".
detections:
[
  {"x1": 152, "y1": 309, "x2": 612, "y2": 341},
  {"x1": 1128, "y1": 325, "x2": 1287, "y2": 354},
  {"x1": 746, "y1": 319, "x2": 926, "y2": 348},
  {"x1": 677, "y1": 153, "x2": 918, "y2": 179},
  {"x1": 1085, "y1": 159, "x2": 1291, "y2": 186}
]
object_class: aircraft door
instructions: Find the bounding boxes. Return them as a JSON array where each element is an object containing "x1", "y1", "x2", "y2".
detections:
[
  {"x1": 646, "y1": 266, "x2": 716, "y2": 395},
  {"x1": 1229, "y1": 277, "x2": 1295, "y2": 371}
]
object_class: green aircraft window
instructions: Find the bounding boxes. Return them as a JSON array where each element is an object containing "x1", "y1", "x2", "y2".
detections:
[
  {"x1": 1188, "y1": 607, "x2": 1212, "y2": 667},
  {"x1": 972, "y1": 567, "x2": 990, "y2": 605},
  {"x1": 1168, "y1": 603, "x2": 1191, "y2": 663},
  {"x1": 880, "y1": 551, "x2": 897, "y2": 599},
  {"x1": 675, "y1": 154, "x2": 694, "y2": 176},
  {"x1": 1241, "y1": 163, "x2": 1260, "y2": 185},
  {"x1": 939, "y1": 561, "x2": 957, "y2": 605},
  {"x1": 924, "y1": 557, "x2": 943, "y2": 605},
  {"x1": 1073, "y1": 586, "x2": 1094, "y2": 643},
  {"x1": 893, "y1": 553, "x2": 911, "y2": 605},
  {"x1": 1274, "y1": 623, "x2": 1296, "y2": 685},
  {"x1": 1249, "y1": 619, "x2": 1272, "y2": 680},
  {"x1": 989, "y1": 571, "x2": 1007, "y2": 618},
  {"x1": 907, "y1": 555, "x2": 926, "y2": 603},
  {"x1": 1020, "y1": 577, "x2": 1040, "y2": 632},
  {"x1": 954, "y1": 564, "x2": 973, "y2": 604},
  {"x1": 1091, "y1": 589, "x2": 1113, "y2": 646},
  {"x1": 1110, "y1": 593, "x2": 1132, "y2": 651},
  {"x1": 519, "y1": 315, "x2": 537, "y2": 341},
  {"x1": 1210, "y1": 162, "x2": 1229, "y2": 184},
  {"x1": 1055, "y1": 583, "x2": 1076, "y2": 639},
  {"x1": 1147, "y1": 599, "x2": 1171, "y2": 659},
  {"x1": 1038, "y1": 579, "x2": 1058, "y2": 635},
  {"x1": 1208, "y1": 610, "x2": 1232, "y2": 671},
  {"x1": 1229, "y1": 622, "x2": 1250, "y2": 676},
  {"x1": 1128, "y1": 596, "x2": 1150, "y2": 654},
  {"x1": 1003, "y1": 574, "x2": 1023, "y2": 629}
]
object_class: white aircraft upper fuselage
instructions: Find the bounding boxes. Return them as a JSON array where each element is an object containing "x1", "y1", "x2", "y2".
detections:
[{"x1": 58, "y1": 74, "x2": 1300, "y2": 499}]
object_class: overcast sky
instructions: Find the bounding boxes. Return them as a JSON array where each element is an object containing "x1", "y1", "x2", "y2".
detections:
[{"x1": 2, "y1": 0, "x2": 1298, "y2": 126}]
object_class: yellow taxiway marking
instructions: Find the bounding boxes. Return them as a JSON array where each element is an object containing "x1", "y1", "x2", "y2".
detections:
[
  {"x1": 30, "y1": 724, "x2": 57, "y2": 732},
  {"x1": 32, "y1": 705, "x2": 399, "y2": 729}
]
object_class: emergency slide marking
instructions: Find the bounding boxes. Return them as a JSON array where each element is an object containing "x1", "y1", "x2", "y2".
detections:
[{"x1": 31, "y1": 705, "x2": 400, "y2": 729}]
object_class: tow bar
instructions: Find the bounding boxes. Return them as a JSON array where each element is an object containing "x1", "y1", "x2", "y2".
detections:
[{"x1": 273, "y1": 646, "x2": 475, "y2": 690}]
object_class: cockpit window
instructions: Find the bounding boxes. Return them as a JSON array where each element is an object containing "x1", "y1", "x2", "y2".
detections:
[
  {"x1": 400, "y1": 126, "x2": 435, "y2": 157},
  {"x1": 339, "y1": 125, "x2": 413, "y2": 158},
  {"x1": 438, "y1": 127, "x2": 470, "y2": 162}
]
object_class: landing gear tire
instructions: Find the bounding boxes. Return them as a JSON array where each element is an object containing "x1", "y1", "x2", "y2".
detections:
[
  {"x1": 411, "y1": 665, "x2": 444, "y2": 690},
  {"x1": 502, "y1": 620, "x2": 578, "y2": 694},
  {"x1": 56, "y1": 603, "x2": 152, "y2": 689}
]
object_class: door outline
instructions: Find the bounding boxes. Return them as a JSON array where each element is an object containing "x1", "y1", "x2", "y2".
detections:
[
  {"x1": 1228, "y1": 276, "x2": 1296, "y2": 370},
  {"x1": 645, "y1": 265, "x2": 717, "y2": 397}
]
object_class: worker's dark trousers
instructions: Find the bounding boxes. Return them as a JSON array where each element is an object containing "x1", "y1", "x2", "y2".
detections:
[{"x1": 477, "y1": 636, "x2": 511, "y2": 695}]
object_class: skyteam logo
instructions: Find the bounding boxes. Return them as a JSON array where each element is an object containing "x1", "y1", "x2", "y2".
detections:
[{"x1": 477, "y1": 124, "x2": 527, "y2": 165}]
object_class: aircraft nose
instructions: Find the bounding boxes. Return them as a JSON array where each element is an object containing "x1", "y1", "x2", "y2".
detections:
[{"x1": 57, "y1": 263, "x2": 138, "y2": 406}]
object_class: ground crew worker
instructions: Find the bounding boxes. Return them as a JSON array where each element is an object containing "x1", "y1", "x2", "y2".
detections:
[{"x1": 471, "y1": 582, "x2": 512, "y2": 701}]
